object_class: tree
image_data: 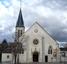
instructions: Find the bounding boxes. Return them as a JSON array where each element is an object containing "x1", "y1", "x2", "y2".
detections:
[
  {"x1": 9, "y1": 41, "x2": 22, "y2": 64},
  {"x1": 0, "y1": 39, "x2": 8, "y2": 62},
  {"x1": 1, "y1": 39, "x2": 8, "y2": 51},
  {"x1": 9, "y1": 35, "x2": 27, "y2": 64}
]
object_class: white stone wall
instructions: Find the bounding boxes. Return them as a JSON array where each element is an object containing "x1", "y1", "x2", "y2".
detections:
[
  {"x1": 15, "y1": 27, "x2": 25, "y2": 39},
  {"x1": 15, "y1": 27, "x2": 25, "y2": 32},
  {"x1": 16, "y1": 26, "x2": 25, "y2": 31},
  {"x1": 19, "y1": 22, "x2": 60, "y2": 63},
  {"x1": 2, "y1": 53, "x2": 12, "y2": 62},
  {"x1": 19, "y1": 51, "x2": 26, "y2": 63}
]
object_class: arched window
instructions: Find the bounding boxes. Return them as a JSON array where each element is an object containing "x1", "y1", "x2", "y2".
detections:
[
  {"x1": 22, "y1": 49, "x2": 24, "y2": 54},
  {"x1": 48, "y1": 46, "x2": 53, "y2": 54}
]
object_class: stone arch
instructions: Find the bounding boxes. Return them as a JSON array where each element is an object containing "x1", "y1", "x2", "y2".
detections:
[{"x1": 33, "y1": 52, "x2": 39, "y2": 62}]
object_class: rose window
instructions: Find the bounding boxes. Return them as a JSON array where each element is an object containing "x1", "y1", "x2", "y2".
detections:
[{"x1": 33, "y1": 39, "x2": 39, "y2": 45}]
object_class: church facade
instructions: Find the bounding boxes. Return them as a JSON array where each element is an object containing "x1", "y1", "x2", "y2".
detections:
[{"x1": 12, "y1": 9, "x2": 60, "y2": 63}]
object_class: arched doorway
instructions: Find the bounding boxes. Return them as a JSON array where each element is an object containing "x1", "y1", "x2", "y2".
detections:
[
  {"x1": 45, "y1": 56, "x2": 48, "y2": 62},
  {"x1": 33, "y1": 52, "x2": 38, "y2": 62}
]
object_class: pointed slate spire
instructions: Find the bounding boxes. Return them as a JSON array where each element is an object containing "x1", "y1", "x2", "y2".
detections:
[{"x1": 16, "y1": 8, "x2": 24, "y2": 27}]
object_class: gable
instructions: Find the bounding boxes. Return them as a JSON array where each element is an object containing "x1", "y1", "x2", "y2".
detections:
[{"x1": 19, "y1": 22, "x2": 58, "y2": 45}]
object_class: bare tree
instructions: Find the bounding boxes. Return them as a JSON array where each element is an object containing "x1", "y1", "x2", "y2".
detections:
[
  {"x1": 9, "y1": 41, "x2": 22, "y2": 64},
  {"x1": 9, "y1": 34, "x2": 27, "y2": 64},
  {"x1": 19, "y1": 35, "x2": 27, "y2": 50}
]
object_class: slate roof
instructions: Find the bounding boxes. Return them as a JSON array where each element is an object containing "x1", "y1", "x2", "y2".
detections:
[
  {"x1": 2, "y1": 47, "x2": 12, "y2": 53},
  {"x1": 16, "y1": 8, "x2": 24, "y2": 27}
]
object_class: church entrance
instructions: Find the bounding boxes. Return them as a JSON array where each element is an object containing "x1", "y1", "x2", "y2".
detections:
[
  {"x1": 45, "y1": 56, "x2": 48, "y2": 62},
  {"x1": 33, "y1": 52, "x2": 38, "y2": 62}
]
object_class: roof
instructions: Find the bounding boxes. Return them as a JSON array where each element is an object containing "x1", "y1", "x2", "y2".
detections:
[
  {"x1": 16, "y1": 8, "x2": 24, "y2": 27},
  {"x1": 2, "y1": 47, "x2": 12, "y2": 53},
  {"x1": 60, "y1": 48, "x2": 67, "y2": 51},
  {"x1": 19, "y1": 22, "x2": 59, "y2": 45}
]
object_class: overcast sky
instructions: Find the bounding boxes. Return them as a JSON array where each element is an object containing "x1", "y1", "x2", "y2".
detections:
[{"x1": 0, "y1": 0, "x2": 67, "y2": 44}]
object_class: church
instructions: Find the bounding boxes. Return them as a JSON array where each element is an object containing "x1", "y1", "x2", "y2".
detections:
[
  {"x1": 12, "y1": 8, "x2": 60, "y2": 63},
  {"x1": 2, "y1": 8, "x2": 62, "y2": 63}
]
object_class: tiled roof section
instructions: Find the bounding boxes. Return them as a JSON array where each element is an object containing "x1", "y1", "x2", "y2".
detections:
[
  {"x1": 2, "y1": 47, "x2": 12, "y2": 53},
  {"x1": 60, "y1": 48, "x2": 67, "y2": 51},
  {"x1": 16, "y1": 8, "x2": 24, "y2": 27}
]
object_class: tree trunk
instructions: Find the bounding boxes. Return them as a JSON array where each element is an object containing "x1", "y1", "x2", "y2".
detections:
[{"x1": 15, "y1": 54, "x2": 16, "y2": 64}]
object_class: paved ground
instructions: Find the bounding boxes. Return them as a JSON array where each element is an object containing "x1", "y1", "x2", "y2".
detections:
[
  {"x1": 0, "y1": 62, "x2": 11, "y2": 64},
  {"x1": 0, "y1": 62, "x2": 67, "y2": 64}
]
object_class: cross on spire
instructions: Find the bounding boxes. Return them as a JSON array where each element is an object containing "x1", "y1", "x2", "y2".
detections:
[
  {"x1": 16, "y1": 0, "x2": 24, "y2": 27},
  {"x1": 20, "y1": 0, "x2": 22, "y2": 9}
]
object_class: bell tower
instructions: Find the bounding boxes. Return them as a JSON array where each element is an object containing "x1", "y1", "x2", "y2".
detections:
[{"x1": 15, "y1": 8, "x2": 25, "y2": 39}]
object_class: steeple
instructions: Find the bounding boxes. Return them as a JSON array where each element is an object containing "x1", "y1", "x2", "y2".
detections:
[
  {"x1": 15, "y1": 8, "x2": 25, "y2": 39},
  {"x1": 16, "y1": 8, "x2": 24, "y2": 27}
]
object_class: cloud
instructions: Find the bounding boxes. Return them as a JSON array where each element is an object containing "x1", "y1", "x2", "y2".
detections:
[
  {"x1": 22, "y1": 0, "x2": 67, "y2": 43},
  {"x1": 3, "y1": 1, "x2": 10, "y2": 6},
  {"x1": 0, "y1": 0, "x2": 67, "y2": 44},
  {"x1": 39, "y1": 0, "x2": 67, "y2": 10}
]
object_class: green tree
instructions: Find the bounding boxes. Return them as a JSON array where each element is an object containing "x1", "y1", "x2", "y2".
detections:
[
  {"x1": 1, "y1": 39, "x2": 8, "y2": 51},
  {"x1": 0, "y1": 39, "x2": 8, "y2": 62}
]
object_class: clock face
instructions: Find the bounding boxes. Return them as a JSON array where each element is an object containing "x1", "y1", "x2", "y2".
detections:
[{"x1": 34, "y1": 29, "x2": 38, "y2": 33}]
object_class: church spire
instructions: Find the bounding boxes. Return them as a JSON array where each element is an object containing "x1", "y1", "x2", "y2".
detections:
[
  {"x1": 16, "y1": 8, "x2": 24, "y2": 27},
  {"x1": 15, "y1": 0, "x2": 25, "y2": 39}
]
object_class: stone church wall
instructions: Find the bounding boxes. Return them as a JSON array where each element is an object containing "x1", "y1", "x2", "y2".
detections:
[
  {"x1": 19, "y1": 51, "x2": 26, "y2": 63},
  {"x1": 19, "y1": 22, "x2": 60, "y2": 63}
]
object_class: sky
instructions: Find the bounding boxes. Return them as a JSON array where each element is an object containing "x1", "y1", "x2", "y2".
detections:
[{"x1": 0, "y1": 0, "x2": 67, "y2": 44}]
